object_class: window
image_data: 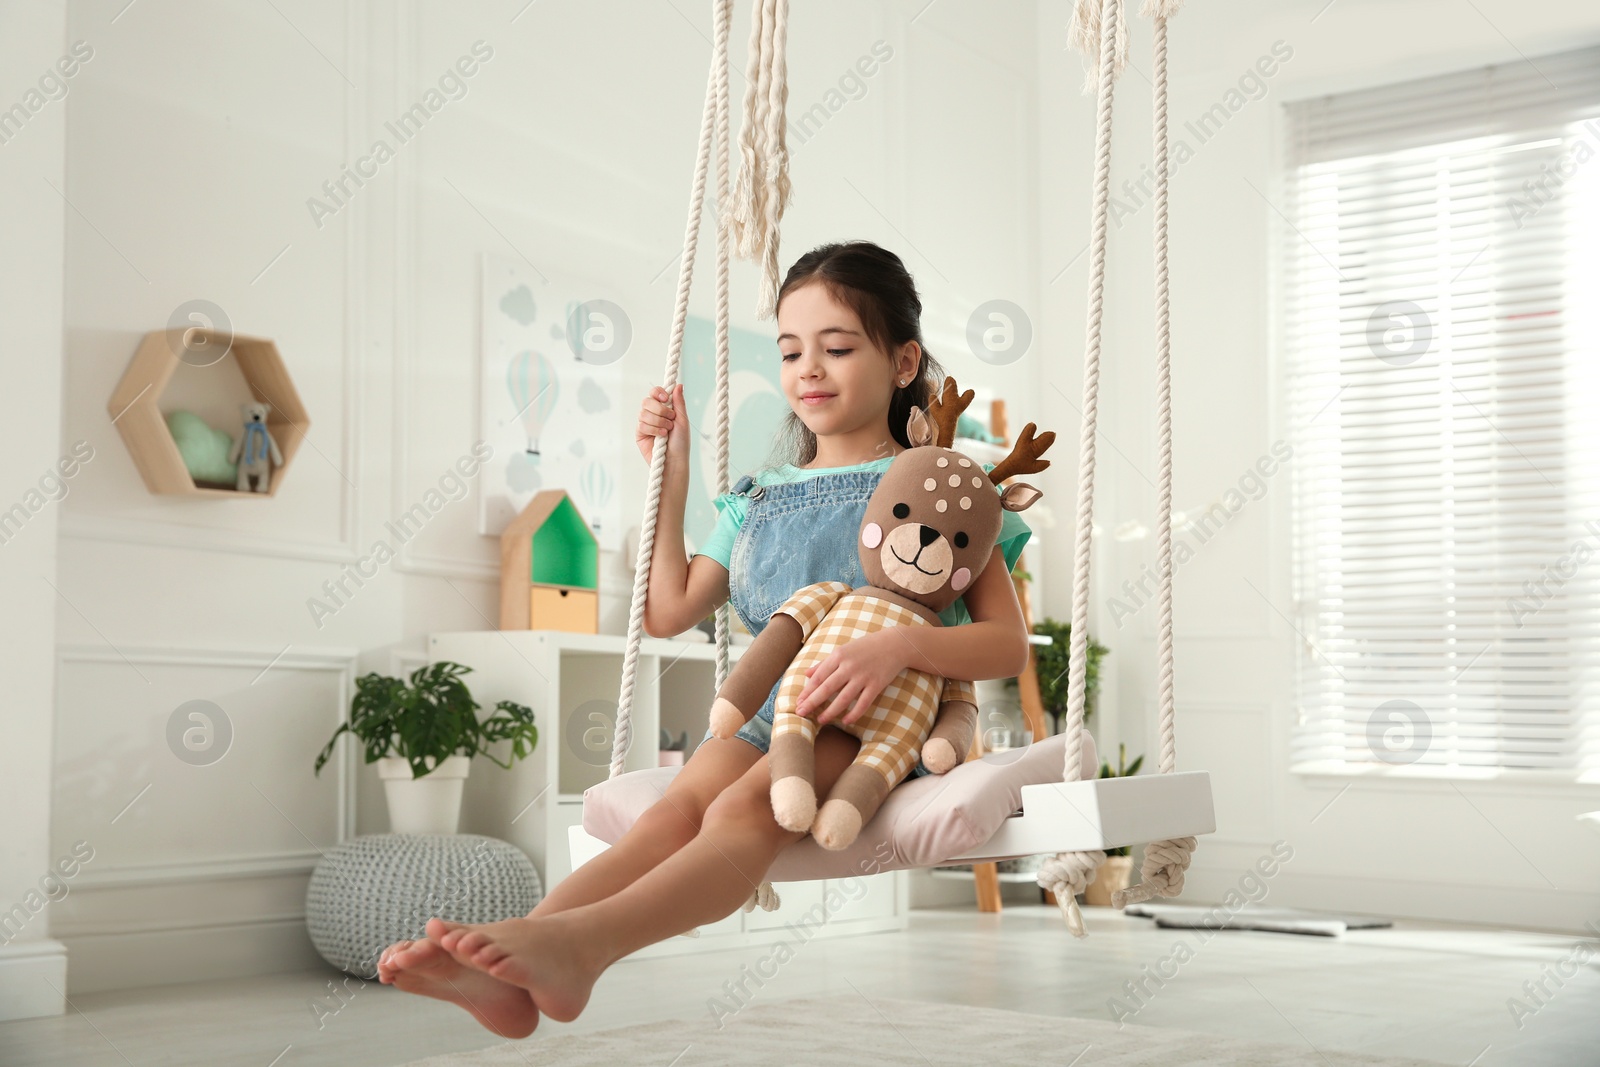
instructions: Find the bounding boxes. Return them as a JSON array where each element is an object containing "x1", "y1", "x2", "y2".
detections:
[{"x1": 1283, "y1": 45, "x2": 1600, "y2": 776}]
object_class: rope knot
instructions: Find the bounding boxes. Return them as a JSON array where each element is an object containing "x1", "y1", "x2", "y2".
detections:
[
  {"x1": 1111, "y1": 836, "x2": 1196, "y2": 909},
  {"x1": 1037, "y1": 850, "x2": 1106, "y2": 938}
]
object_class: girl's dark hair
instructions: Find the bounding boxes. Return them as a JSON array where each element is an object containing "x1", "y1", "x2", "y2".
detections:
[{"x1": 765, "y1": 241, "x2": 948, "y2": 469}]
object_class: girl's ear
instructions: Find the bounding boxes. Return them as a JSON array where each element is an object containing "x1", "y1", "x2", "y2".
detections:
[{"x1": 906, "y1": 406, "x2": 936, "y2": 448}]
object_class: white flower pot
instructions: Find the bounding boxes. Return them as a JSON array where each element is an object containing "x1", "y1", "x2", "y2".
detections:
[{"x1": 377, "y1": 755, "x2": 471, "y2": 834}]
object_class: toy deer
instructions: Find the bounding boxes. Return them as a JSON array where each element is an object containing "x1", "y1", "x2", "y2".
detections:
[{"x1": 707, "y1": 377, "x2": 1055, "y2": 849}]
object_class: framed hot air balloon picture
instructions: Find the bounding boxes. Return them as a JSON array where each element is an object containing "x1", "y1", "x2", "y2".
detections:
[{"x1": 478, "y1": 254, "x2": 625, "y2": 549}]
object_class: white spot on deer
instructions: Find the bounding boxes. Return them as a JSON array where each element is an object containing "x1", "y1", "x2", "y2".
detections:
[
  {"x1": 935, "y1": 499, "x2": 947, "y2": 512},
  {"x1": 959, "y1": 496, "x2": 971, "y2": 509},
  {"x1": 936, "y1": 457, "x2": 949, "y2": 467},
  {"x1": 948, "y1": 474, "x2": 961, "y2": 488},
  {"x1": 924, "y1": 477, "x2": 936, "y2": 491}
]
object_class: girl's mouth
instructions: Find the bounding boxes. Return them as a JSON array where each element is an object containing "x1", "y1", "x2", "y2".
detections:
[{"x1": 801, "y1": 394, "x2": 835, "y2": 406}]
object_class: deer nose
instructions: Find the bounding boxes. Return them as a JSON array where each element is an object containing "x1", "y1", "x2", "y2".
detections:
[{"x1": 919, "y1": 525, "x2": 940, "y2": 547}]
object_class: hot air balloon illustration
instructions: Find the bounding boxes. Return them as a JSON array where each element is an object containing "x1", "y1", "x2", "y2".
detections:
[
  {"x1": 506, "y1": 349, "x2": 559, "y2": 456},
  {"x1": 579, "y1": 458, "x2": 613, "y2": 539}
]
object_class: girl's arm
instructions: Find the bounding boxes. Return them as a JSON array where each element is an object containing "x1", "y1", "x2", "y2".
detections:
[
  {"x1": 800, "y1": 547, "x2": 1030, "y2": 724},
  {"x1": 640, "y1": 454, "x2": 731, "y2": 639},
  {"x1": 636, "y1": 383, "x2": 731, "y2": 639},
  {"x1": 892, "y1": 546, "x2": 1030, "y2": 681}
]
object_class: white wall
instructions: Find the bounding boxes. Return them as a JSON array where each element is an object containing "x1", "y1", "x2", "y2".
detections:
[
  {"x1": 1037, "y1": 0, "x2": 1600, "y2": 934},
  {"x1": 0, "y1": 0, "x2": 70, "y2": 1024},
  {"x1": 7, "y1": 0, "x2": 1046, "y2": 1003}
]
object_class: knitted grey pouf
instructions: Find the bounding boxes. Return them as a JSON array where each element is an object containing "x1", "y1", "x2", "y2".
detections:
[{"x1": 305, "y1": 833, "x2": 542, "y2": 978}]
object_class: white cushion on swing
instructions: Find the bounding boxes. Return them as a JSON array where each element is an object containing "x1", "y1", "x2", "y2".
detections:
[{"x1": 578, "y1": 730, "x2": 1101, "y2": 881}]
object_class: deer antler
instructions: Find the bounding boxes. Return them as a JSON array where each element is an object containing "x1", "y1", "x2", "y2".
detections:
[
  {"x1": 924, "y1": 376, "x2": 974, "y2": 449},
  {"x1": 987, "y1": 422, "x2": 1056, "y2": 486}
]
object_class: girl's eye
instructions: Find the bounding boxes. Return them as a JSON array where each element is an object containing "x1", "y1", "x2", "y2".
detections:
[{"x1": 780, "y1": 349, "x2": 851, "y2": 360}]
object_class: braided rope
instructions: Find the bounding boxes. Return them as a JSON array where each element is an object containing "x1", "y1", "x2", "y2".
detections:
[
  {"x1": 1112, "y1": 0, "x2": 1195, "y2": 911},
  {"x1": 1035, "y1": 0, "x2": 1125, "y2": 939},
  {"x1": 724, "y1": 0, "x2": 791, "y2": 317},
  {"x1": 1066, "y1": 0, "x2": 1128, "y2": 94},
  {"x1": 712, "y1": 0, "x2": 734, "y2": 696},
  {"x1": 616, "y1": 0, "x2": 783, "y2": 917},
  {"x1": 613, "y1": 2, "x2": 729, "y2": 781}
]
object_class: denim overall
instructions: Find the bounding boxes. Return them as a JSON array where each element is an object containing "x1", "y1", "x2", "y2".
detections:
[{"x1": 699, "y1": 468, "x2": 935, "y2": 780}]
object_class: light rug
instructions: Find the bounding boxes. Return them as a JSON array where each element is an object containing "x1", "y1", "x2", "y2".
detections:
[{"x1": 397, "y1": 993, "x2": 1447, "y2": 1066}]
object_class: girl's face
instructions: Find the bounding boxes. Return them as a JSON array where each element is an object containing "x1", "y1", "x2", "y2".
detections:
[{"x1": 776, "y1": 281, "x2": 917, "y2": 443}]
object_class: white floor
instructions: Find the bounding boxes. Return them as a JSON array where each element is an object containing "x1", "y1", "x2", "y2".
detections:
[{"x1": 1, "y1": 905, "x2": 1595, "y2": 1066}]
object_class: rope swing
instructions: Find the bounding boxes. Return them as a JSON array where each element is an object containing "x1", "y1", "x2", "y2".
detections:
[
  {"x1": 602, "y1": 0, "x2": 1200, "y2": 936},
  {"x1": 1036, "y1": 0, "x2": 1196, "y2": 935}
]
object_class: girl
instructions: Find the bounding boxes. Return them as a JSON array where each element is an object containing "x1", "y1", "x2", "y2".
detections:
[{"x1": 376, "y1": 241, "x2": 1037, "y2": 1039}]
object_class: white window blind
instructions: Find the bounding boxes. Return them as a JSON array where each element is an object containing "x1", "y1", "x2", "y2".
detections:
[{"x1": 1284, "y1": 45, "x2": 1600, "y2": 775}]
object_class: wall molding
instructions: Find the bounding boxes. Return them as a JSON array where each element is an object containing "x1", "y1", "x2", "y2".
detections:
[
  {"x1": 59, "y1": 514, "x2": 360, "y2": 565},
  {"x1": 55, "y1": 910, "x2": 308, "y2": 939},
  {"x1": 62, "y1": 0, "x2": 370, "y2": 568},
  {"x1": 59, "y1": 916, "x2": 319, "y2": 996},
  {"x1": 58, "y1": 642, "x2": 359, "y2": 668},
  {"x1": 395, "y1": 551, "x2": 499, "y2": 581},
  {"x1": 72, "y1": 849, "x2": 323, "y2": 891},
  {"x1": 57, "y1": 641, "x2": 360, "y2": 889}
]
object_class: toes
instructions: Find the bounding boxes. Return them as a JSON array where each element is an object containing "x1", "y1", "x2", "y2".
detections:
[
  {"x1": 426, "y1": 917, "x2": 464, "y2": 940},
  {"x1": 456, "y1": 931, "x2": 509, "y2": 970},
  {"x1": 379, "y1": 939, "x2": 414, "y2": 977},
  {"x1": 449, "y1": 930, "x2": 488, "y2": 961}
]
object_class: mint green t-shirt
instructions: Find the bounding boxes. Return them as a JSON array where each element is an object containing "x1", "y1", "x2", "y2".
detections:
[{"x1": 691, "y1": 456, "x2": 1032, "y2": 628}]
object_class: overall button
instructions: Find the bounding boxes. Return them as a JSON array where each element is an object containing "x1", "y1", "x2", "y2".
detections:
[{"x1": 747, "y1": 484, "x2": 765, "y2": 499}]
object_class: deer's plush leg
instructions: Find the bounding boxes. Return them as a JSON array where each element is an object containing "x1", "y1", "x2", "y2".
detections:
[
  {"x1": 707, "y1": 614, "x2": 804, "y2": 738},
  {"x1": 920, "y1": 698, "x2": 979, "y2": 774},
  {"x1": 768, "y1": 655, "x2": 823, "y2": 831},
  {"x1": 768, "y1": 717, "x2": 820, "y2": 833},
  {"x1": 811, "y1": 740, "x2": 903, "y2": 850}
]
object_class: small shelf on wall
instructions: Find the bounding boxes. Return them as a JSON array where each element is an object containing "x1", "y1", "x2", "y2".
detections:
[{"x1": 107, "y1": 327, "x2": 310, "y2": 498}]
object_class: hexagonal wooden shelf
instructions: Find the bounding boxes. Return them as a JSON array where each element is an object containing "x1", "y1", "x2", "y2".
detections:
[{"x1": 107, "y1": 328, "x2": 310, "y2": 497}]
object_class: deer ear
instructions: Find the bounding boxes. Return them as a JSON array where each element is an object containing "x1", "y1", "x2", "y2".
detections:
[
  {"x1": 906, "y1": 406, "x2": 936, "y2": 448},
  {"x1": 1000, "y1": 481, "x2": 1043, "y2": 512}
]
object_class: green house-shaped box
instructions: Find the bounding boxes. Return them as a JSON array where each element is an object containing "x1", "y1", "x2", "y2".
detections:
[{"x1": 499, "y1": 490, "x2": 599, "y2": 632}]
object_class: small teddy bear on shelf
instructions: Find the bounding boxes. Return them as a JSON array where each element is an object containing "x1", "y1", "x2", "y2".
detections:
[
  {"x1": 707, "y1": 376, "x2": 1054, "y2": 850},
  {"x1": 228, "y1": 401, "x2": 284, "y2": 493}
]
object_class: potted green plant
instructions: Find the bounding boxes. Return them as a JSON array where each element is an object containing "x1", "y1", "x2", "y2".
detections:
[
  {"x1": 1006, "y1": 616, "x2": 1109, "y2": 735},
  {"x1": 1084, "y1": 743, "x2": 1144, "y2": 906},
  {"x1": 313, "y1": 661, "x2": 537, "y2": 835}
]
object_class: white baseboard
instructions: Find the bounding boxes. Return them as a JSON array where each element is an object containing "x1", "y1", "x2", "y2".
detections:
[
  {"x1": 59, "y1": 916, "x2": 323, "y2": 995},
  {"x1": 0, "y1": 939, "x2": 67, "y2": 1021}
]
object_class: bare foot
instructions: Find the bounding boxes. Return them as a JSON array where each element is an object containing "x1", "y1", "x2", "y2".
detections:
[
  {"x1": 376, "y1": 936, "x2": 541, "y2": 1039},
  {"x1": 429, "y1": 914, "x2": 604, "y2": 1023}
]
